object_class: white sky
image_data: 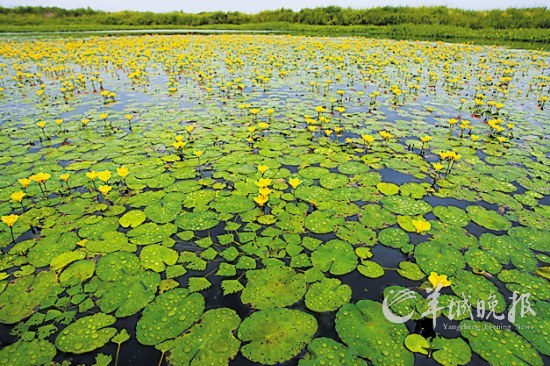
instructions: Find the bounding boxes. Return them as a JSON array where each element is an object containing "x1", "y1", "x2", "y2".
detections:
[{"x1": 2, "y1": 0, "x2": 547, "y2": 13}]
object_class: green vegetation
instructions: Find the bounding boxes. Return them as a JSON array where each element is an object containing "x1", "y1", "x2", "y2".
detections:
[{"x1": 0, "y1": 6, "x2": 549, "y2": 48}]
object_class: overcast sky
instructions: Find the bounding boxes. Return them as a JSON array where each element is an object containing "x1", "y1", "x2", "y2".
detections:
[{"x1": 2, "y1": 0, "x2": 547, "y2": 13}]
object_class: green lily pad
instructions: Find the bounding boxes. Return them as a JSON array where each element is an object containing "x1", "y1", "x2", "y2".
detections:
[
  {"x1": 144, "y1": 200, "x2": 181, "y2": 224},
  {"x1": 59, "y1": 259, "x2": 96, "y2": 286},
  {"x1": 431, "y1": 337, "x2": 472, "y2": 366},
  {"x1": 140, "y1": 244, "x2": 178, "y2": 272},
  {"x1": 305, "y1": 210, "x2": 344, "y2": 234},
  {"x1": 450, "y1": 270, "x2": 506, "y2": 313},
  {"x1": 0, "y1": 339, "x2": 56, "y2": 366},
  {"x1": 55, "y1": 313, "x2": 117, "y2": 354},
  {"x1": 404, "y1": 334, "x2": 430, "y2": 355},
  {"x1": 358, "y1": 261, "x2": 385, "y2": 278},
  {"x1": 238, "y1": 308, "x2": 317, "y2": 365},
  {"x1": 359, "y1": 204, "x2": 396, "y2": 229},
  {"x1": 167, "y1": 308, "x2": 241, "y2": 366},
  {"x1": 397, "y1": 261, "x2": 426, "y2": 281},
  {"x1": 241, "y1": 266, "x2": 306, "y2": 309},
  {"x1": 98, "y1": 271, "x2": 160, "y2": 317},
  {"x1": 433, "y1": 206, "x2": 470, "y2": 227},
  {"x1": 305, "y1": 278, "x2": 352, "y2": 312},
  {"x1": 96, "y1": 251, "x2": 140, "y2": 281},
  {"x1": 461, "y1": 320, "x2": 543, "y2": 366},
  {"x1": 466, "y1": 205, "x2": 511, "y2": 231},
  {"x1": 498, "y1": 270, "x2": 550, "y2": 302},
  {"x1": 381, "y1": 195, "x2": 432, "y2": 216},
  {"x1": 299, "y1": 337, "x2": 366, "y2": 366},
  {"x1": 119, "y1": 210, "x2": 146, "y2": 228},
  {"x1": 336, "y1": 300, "x2": 413, "y2": 366},
  {"x1": 378, "y1": 228, "x2": 409, "y2": 248},
  {"x1": 513, "y1": 301, "x2": 549, "y2": 356},
  {"x1": 311, "y1": 239, "x2": 357, "y2": 275},
  {"x1": 175, "y1": 211, "x2": 220, "y2": 231},
  {"x1": 136, "y1": 288, "x2": 204, "y2": 346},
  {"x1": 377, "y1": 182, "x2": 399, "y2": 196},
  {"x1": 415, "y1": 241, "x2": 465, "y2": 276}
]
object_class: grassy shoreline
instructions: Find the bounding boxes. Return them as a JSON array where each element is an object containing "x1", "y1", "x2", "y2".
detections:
[{"x1": 1, "y1": 23, "x2": 548, "y2": 50}]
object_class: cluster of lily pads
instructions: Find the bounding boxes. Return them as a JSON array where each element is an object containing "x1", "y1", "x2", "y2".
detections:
[{"x1": 0, "y1": 34, "x2": 548, "y2": 365}]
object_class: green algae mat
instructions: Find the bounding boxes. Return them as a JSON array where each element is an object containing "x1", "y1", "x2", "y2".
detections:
[{"x1": 0, "y1": 34, "x2": 548, "y2": 366}]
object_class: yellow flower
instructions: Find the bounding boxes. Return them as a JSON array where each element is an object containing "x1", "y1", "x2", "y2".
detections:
[
  {"x1": 258, "y1": 187, "x2": 272, "y2": 196},
  {"x1": 471, "y1": 134, "x2": 480, "y2": 142},
  {"x1": 81, "y1": 118, "x2": 90, "y2": 126},
  {"x1": 255, "y1": 178, "x2": 272, "y2": 188},
  {"x1": 420, "y1": 136, "x2": 432, "y2": 143},
  {"x1": 412, "y1": 219, "x2": 431, "y2": 234},
  {"x1": 117, "y1": 166, "x2": 129, "y2": 179},
  {"x1": 30, "y1": 173, "x2": 51, "y2": 183},
  {"x1": 315, "y1": 106, "x2": 326, "y2": 113},
  {"x1": 324, "y1": 129, "x2": 333, "y2": 136},
  {"x1": 361, "y1": 134, "x2": 375, "y2": 144},
  {"x1": 173, "y1": 141, "x2": 186, "y2": 150},
  {"x1": 36, "y1": 121, "x2": 46, "y2": 129},
  {"x1": 253, "y1": 194, "x2": 269, "y2": 207},
  {"x1": 86, "y1": 171, "x2": 98, "y2": 180},
  {"x1": 336, "y1": 89, "x2": 345, "y2": 95},
  {"x1": 247, "y1": 126, "x2": 256, "y2": 133},
  {"x1": 97, "y1": 170, "x2": 112, "y2": 183},
  {"x1": 497, "y1": 137, "x2": 506, "y2": 143},
  {"x1": 54, "y1": 118, "x2": 63, "y2": 125},
  {"x1": 428, "y1": 272, "x2": 451, "y2": 288},
  {"x1": 447, "y1": 118, "x2": 458, "y2": 125},
  {"x1": 60, "y1": 173, "x2": 70, "y2": 182},
  {"x1": 99, "y1": 113, "x2": 109, "y2": 120},
  {"x1": 124, "y1": 114, "x2": 133, "y2": 121},
  {"x1": 18, "y1": 178, "x2": 31, "y2": 188},
  {"x1": 267, "y1": 108, "x2": 275, "y2": 115},
  {"x1": 98, "y1": 185, "x2": 112, "y2": 196},
  {"x1": 258, "y1": 165, "x2": 269, "y2": 175},
  {"x1": 2, "y1": 214, "x2": 19, "y2": 228},
  {"x1": 288, "y1": 177, "x2": 303, "y2": 189},
  {"x1": 249, "y1": 108, "x2": 260, "y2": 115},
  {"x1": 335, "y1": 107, "x2": 346, "y2": 114},
  {"x1": 334, "y1": 127, "x2": 343, "y2": 134},
  {"x1": 186, "y1": 125, "x2": 195, "y2": 133},
  {"x1": 11, "y1": 191, "x2": 25, "y2": 202},
  {"x1": 175, "y1": 135, "x2": 184, "y2": 142},
  {"x1": 433, "y1": 163, "x2": 444, "y2": 172},
  {"x1": 258, "y1": 122, "x2": 269, "y2": 130},
  {"x1": 194, "y1": 150, "x2": 204, "y2": 158},
  {"x1": 379, "y1": 131, "x2": 393, "y2": 140}
]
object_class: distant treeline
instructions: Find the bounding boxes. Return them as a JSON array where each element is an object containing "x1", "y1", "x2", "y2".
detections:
[{"x1": 0, "y1": 5, "x2": 548, "y2": 29}]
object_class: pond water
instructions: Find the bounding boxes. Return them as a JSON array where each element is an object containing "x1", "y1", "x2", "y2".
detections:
[{"x1": 0, "y1": 34, "x2": 548, "y2": 366}]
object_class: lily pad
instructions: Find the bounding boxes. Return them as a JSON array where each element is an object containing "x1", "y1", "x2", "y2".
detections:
[
  {"x1": 167, "y1": 308, "x2": 241, "y2": 366},
  {"x1": 241, "y1": 266, "x2": 306, "y2": 309},
  {"x1": 55, "y1": 313, "x2": 117, "y2": 354},
  {"x1": 335, "y1": 300, "x2": 413, "y2": 365},
  {"x1": 431, "y1": 337, "x2": 472, "y2": 366},
  {"x1": 238, "y1": 308, "x2": 317, "y2": 365},
  {"x1": 136, "y1": 288, "x2": 205, "y2": 346},
  {"x1": 175, "y1": 211, "x2": 220, "y2": 231},
  {"x1": 466, "y1": 205, "x2": 511, "y2": 231},
  {"x1": 299, "y1": 337, "x2": 366, "y2": 366},
  {"x1": 311, "y1": 239, "x2": 357, "y2": 275},
  {"x1": 305, "y1": 210, "x2": 344, "y2": 234},
  {"x1": 119, "y1": 210, "x2": 146, "y2": 228},
  {"x1": 305, "y1": 278, "x2": 352, "y2": 312},
  {"x1": 0, "y1": 339, "x2": 56, "y2": 366},
  {"x1": 415, "y1": 241, "x2": 465, "y2": 276}
]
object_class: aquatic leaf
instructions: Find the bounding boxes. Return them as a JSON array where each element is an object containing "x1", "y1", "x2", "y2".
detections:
[
  {"x1": 55, "y1": 313, "x2": 117, "y2": 354},
  {"x1": 50, "y1": 249, "x2": 87, "y2": 271},
  {"x1": 397, "y1": 261, "x2": 426, "y2": 281},
  {"x1": 0, "y1": 339, "x2": 56, "y2": 366},
  {"x1": 357, "y1": 261, "x2": 384, "y2": 278},
  {"x1": 381, "y1": 195, "x2": 431, "y2": 216},
  {"x1": 466, "y1": 205, "x2": 511, "y2": 231},
  {"x1": 311, "y1": 239, "x2": 357, "y2": 275},
  {"x1": 513, "y1": 301, "x2": 549, "y2": 356},
  {"x1": 221, "y1": 280, "x2": 244, "y2": 296},
  {"x1": 431, "y1": 337, "x2": 472, "y2": 366},
  {"x1": 140, "y1": 244, "x2": 178, "y2": 272},
  {"x1": 305, "y1": 210, "x2": 344, "y2": 234},
  {"x1": 450, "y1": 270, "x2": 505, "y2": 313},
  {"x1": 433, "y1": 206, "x2": 470, "y2": 227},
  {"x1": 377, "y1": 182, "x2": 399, "y2": 195},
  {"x1": 96, "y1": 251, "x2": 140, "y2": 281},
  {"x1": 175, "y1": 211, "x2": 220, "y2": 231},
  {"x1": 336, "y1": 300, "x2": 413, "y2": 365},
  {"x1": 461, "y1": 320, "x2": 542, "y2": 366},
  {"x1": 59, "y1": 259, "x2": 96, "y2": 286},
  {"x1": 498, "y1": 270, "x2": 550, "y2": 302},
  {"x1": 299, "y1": 337, "x2": 366, "y2": 366},
  {"x1": 119, "y1": 210, "x2": 146, "y2": 228},
  {"x1": 414, "y1": 241, "x2": 465, "y2": 276},
  {"x1": 305, "y1": 277, "x2": 351, "y2": 312},
  {"x1": 378, "y1": 227, "x2": 409, "y2": 248},
  {"x1": 98, "y1": 271, "x2": 160, "y2": 317},
  {"x1": 136, "y1": 288, "x2": 204, "y2": 346},
  {"x1": 167, "y1": 308, "x2": 241, "y2": 366},
  {"x1": 188, "y1": 277, "x2": 211, "y2": 293},
  {"x1": 404, "y1": 334, "x2": 430, "y2": 355},
  {"x1": 241, "y1": 266, "x2": 306, "y2": 309},
  {"x1": 238, "y1": 308, "x2": 317, "y2": 365}
]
